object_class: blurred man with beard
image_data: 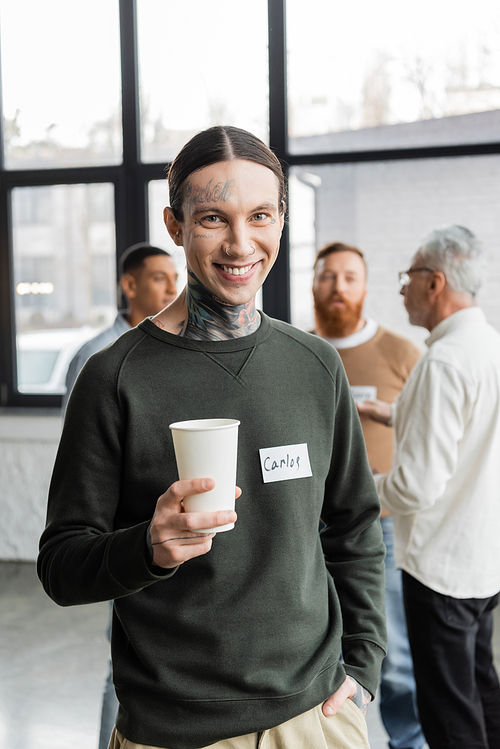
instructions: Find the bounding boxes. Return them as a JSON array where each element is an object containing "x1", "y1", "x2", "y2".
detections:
[{"x1": 313, "y1": 242, "x2": 426, "y2": 749}]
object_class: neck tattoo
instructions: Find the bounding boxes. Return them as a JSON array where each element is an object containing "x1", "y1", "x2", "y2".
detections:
[{"x1": 181, "y1": 271, "x2": 260, "y2": 341}]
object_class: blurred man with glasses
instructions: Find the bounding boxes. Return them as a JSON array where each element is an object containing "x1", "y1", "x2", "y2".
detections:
[{"x1": 359, "y1": 225, "x2": 500, "y2": 749}]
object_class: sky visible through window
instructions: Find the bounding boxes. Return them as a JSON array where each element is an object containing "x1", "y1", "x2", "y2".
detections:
[
  {"x1": 0, "y1": 0, "x2": 122, "y2": 167},
  {"x1": 2, "y1": 0, "x2": 499, "y2": 164},
  {"x1": 287, "y1": 0, "x2": 500, "y2": 139}
]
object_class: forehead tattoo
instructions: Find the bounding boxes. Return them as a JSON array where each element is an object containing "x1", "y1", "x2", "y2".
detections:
[{"x1": 184, "y1": 179, "x2": 234, "y2": 209}]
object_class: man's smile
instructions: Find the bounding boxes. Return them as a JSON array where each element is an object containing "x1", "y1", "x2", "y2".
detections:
[{"x1": 215, "y1": 262, "x2": 259, "y2": 279}]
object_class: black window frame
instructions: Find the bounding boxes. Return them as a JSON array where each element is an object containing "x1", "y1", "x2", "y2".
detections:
[{"x1": 1, "y1": 0, "x2": 499, "y2": 408}]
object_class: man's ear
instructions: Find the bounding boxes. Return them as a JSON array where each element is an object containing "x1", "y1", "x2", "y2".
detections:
[
  {"x1": 429, "y1": 270, "x2": 446, "y2": 298},
  {"x1": 164, "y1": 207, "x2": 183, "y2": 245},
  {"x1": 120, "y1": 273, "x2": 137, "y2": 300},
  {"x1": 279, "y1": 204, "x2": 286, "y2": 233}
]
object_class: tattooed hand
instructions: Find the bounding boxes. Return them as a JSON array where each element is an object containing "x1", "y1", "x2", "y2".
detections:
[
  {"x1": 322, "y1": 675, "x2": 372, "y2": 717},
  {"x1": 347, "y1": 676, "x2": 372, "y2": 716},
  {"x1": 149, "y1": 478, "x2": 239, "y2": 568}
]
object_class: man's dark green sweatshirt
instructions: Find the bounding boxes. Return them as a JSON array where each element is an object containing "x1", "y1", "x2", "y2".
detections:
[{"x1": 38, "y1": 314, "x2": 386, "y2": 749}]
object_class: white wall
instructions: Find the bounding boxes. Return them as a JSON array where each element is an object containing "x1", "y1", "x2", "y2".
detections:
[
  {"x1": 0, "y1": 414, "x2": 62, "y2": 562},
  {"x1": 290, "y1": 153, "x2": 500, "y2": 347}
]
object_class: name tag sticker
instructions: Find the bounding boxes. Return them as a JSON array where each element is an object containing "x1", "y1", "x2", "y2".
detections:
[
  {"x1": 350, "y1": 385, "x2": 377, "y2": 404},
  {"x1": 259, "y1": 443, "x2": 313, "y2": 484}
]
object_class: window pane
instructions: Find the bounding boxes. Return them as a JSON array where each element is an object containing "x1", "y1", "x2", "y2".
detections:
[
  {"x1": 138, "y1": 0, "x2": 269, "y2": 163},
  {"x1": 13, "y1": 184, "x2": 116, "y2": 394},
  {"x1": 1, "y1": 0, "x2": 122, "y2": 169},
  {"x1": 287, "y1": 0, "x2": 500, "y2": 154},
  {"x1": 289, "y1": 156, "x2": 500, "y2": 342},
  {"x1": 149, "y1": 179, "x2": 188, "y2": 290}
]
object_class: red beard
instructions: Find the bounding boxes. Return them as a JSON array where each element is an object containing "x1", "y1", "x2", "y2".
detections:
[{"x1": 314, "y1": 294, "x2": 364, "y2": 338}]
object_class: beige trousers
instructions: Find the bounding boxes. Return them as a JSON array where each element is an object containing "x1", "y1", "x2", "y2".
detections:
[{"x1": 108, "y1": 699, "x2": 370, "y2": 749}]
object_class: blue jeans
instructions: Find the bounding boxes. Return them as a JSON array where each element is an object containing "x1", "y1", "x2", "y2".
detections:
[
  {"x1": 98, "y1": 602, "x2": 119, "y2": 749},
  {"x1": 380, "y1": 517, "x2": 426, "y2": 749}
]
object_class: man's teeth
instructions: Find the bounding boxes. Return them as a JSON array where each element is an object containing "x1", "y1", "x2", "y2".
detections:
[{"x1": 222, "y1": 265, "x2": 252, "y2": 276}]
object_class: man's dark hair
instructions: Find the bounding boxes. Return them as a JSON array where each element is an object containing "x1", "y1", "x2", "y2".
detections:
[
  {"x1": 119, "y1": 243, "x2": 171, "y2": 277},
  {"x1": 167, "y1": 125, "x2": 287, "y2": 221},
  {"x1": 314, "y1": 241, "x2": 367, "y2": 274}
]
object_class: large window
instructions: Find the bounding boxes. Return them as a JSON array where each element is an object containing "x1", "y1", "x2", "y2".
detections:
[
  {"x1": 12, "y1": 183, "x2": 116, "y2": 393},
  {"x1": 1, "y1": 0, "x2": 499, "y2": 407},
  {"x1": 287, "y1": 0, "x2": 500, "y2": 153},
  {"x1": 137, "y1": 0, "x2": 269, "y2": 163},
  {"x1": 1, "y1": 0, "x2": 122, "y2": 169}
]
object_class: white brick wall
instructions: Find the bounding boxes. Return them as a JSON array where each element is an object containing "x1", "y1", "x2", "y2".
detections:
[
  {"x1": 291, "y1": 154, "x2": 500, "y2": 347},
  {"x1": 0, "y1": 415, "x2": 62, "y2": 562}
]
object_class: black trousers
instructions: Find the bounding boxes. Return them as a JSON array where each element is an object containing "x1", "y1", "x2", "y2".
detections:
[{"x1": 402, "y1": 571, "x2": 500, "y2": 749}]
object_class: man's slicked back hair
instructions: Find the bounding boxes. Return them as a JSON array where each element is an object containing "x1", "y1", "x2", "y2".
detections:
[{"x1": 167, "y1": 126, "x2": 287, "y2": 221}]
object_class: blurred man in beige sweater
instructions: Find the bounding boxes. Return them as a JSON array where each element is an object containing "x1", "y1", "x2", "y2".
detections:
[{"x1": 313, "y1": 242, "x2": 426, "y2": 749}]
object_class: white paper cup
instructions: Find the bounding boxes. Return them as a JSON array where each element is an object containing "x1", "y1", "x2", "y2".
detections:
[{"x1": 169, "y1": 418, "x2": 240, "y2": 533}]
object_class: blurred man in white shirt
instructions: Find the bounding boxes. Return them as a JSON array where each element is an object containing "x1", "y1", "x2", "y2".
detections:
[{"x1": 360, "y1": 225, "x2": 500, "y2": 749}]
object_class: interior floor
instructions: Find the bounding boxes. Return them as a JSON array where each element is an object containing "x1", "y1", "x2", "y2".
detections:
[{"x1": 1, "y1": 561, "x2": 499, "y2": 749}]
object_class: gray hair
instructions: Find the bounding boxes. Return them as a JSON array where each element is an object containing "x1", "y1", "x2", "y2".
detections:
[{"x1": 416, "y1": 225, "x2": 486, "y2": 297}]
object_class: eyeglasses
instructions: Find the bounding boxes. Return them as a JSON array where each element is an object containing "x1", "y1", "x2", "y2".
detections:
[{"x1": 398, "y1": 267, "x2": 435, "y2": 287}]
